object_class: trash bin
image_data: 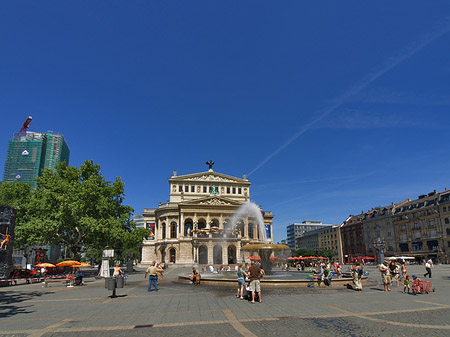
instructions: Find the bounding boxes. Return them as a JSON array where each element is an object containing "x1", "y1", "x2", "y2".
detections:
[
  {"x1": 115, "y1": 276, "x2": 124, "y2": 288},
  {"x1": 105, "y1": 277, "x2": 116, "y2": 290}
]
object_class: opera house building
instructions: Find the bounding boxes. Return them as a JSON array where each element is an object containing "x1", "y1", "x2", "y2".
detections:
[{"x1": 141, "y1": 165, "x2": 274, "y2": 266}]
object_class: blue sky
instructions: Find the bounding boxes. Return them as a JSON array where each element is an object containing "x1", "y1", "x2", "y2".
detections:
[{"x1": 1, "y1": 1, "x2": 450, "y2": 243}]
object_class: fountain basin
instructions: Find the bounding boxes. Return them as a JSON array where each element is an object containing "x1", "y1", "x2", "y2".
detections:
[{"x1": 178, "y1": 271, "x2": 370, "y2": 288}]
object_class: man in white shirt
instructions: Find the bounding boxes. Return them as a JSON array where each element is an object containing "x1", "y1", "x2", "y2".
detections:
[{"x1": 424, "y1": 259, "x2": 432, "y2": 278}]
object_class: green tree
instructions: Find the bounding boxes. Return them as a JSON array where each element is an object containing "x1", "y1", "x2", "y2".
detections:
[
  {"x1": 0, "y1": 181, "x2": 33, "y2": 250},
  {"x1": 294, "y1": 248, "x2": 316, "y2": 257},
  {"x1": 17, "y1": 160, "x2": 146, "y2": 260},
  {"x1": 319, "y1": 249, "x2": 334, "y2": 260}
]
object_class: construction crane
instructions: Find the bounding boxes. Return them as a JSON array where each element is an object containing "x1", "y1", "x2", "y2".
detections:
[{"x1": 18, "y1": 116, "x2": 32, "y2": 136}]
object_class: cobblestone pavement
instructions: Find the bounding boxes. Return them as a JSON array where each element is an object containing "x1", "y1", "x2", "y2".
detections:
[{"x1": 0, "y1": 265, "x2": 449, "y2": 336}]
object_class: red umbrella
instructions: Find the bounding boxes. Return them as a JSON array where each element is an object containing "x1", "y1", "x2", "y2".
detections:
[
  {"x1": 316, "y1": 256, "x2": 327, "y2": 260},
  {"x1": 287, "y1": 257, "x2": 295, "y2": 260},
  {"x1": 248, "y1": 256, "x2": 261, "y2": 260}
]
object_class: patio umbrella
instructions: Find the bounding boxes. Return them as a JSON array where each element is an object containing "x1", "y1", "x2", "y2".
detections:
[
  {"x1": 316, "y1": 256, "x2": 327, "y2": 260},
  {"x1": 35, "y1": 263, "x2": 56, "y2": 268},
  {"x1": 287, "y1": 257, "x2": 295, "y2": 260},
  {"x1": 77, "y1": 262, "x2": 92, "y2": 267},
  {"x1": 248, "y1": 256, "x2": 261, "y2": 260},
  {"x1": 56, "y1": 260, "x2": 82, "y2": 267}
]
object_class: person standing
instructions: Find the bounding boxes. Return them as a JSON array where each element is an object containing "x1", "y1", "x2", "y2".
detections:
[
  {"x1": 145, "y1": 261, "x2": 158, "y2": 292},
  {"x1": 400, "y1": 262, "x2": 407, "y2": 280},
  {"x1": 351, "y1": 262, "x2": 363, "y2": 291},
  {"x1": 236, "y1": 263, "x2": 246, "y2": 299},
  {"x1": 248, "y1": 260, "x2": 262, "y2": 303},
  {"x1": 379, "y1": 261, "x2": 391, "y2": 292},
  {"x1": 389, "y1": 261, "x2": 400, "y2": 287},
  {"x1": 424, "y1": 259, "x2": 432, "y2": 278}
]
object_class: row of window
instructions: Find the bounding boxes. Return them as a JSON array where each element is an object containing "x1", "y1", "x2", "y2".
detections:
[
  {"x1": 175, "y1": 184, "x2": 244, "y2": 194},
  {"x1": 156, "y1": 222, "x2": 263, "y2": 239}
]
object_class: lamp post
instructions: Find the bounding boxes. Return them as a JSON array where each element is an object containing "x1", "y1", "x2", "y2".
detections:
[{"x1": 373, "y1": 238, "x2": 386, "y2": 264}]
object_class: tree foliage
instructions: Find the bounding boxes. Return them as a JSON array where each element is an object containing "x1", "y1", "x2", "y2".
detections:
[
  {"x1": 0, "y1": 181, "x2": 33, "y2": 249},
  {"x1": 11, "y1": 160, "x2": 146, "y2": 260}
]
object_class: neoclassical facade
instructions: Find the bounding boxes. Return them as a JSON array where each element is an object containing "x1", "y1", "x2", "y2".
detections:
[{"x1": 141, "y1": 166, "x2": 274, "y2": 266}]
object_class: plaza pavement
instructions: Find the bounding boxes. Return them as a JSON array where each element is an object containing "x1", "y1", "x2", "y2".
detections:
[{"x1": 0, "y1": 264, "x2": 449, "y2": 336}]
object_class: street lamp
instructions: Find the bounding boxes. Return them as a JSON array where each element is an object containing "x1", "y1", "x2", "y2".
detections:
[{"x1": 373, "y1": 238, "x2": 386, "y2": 264}]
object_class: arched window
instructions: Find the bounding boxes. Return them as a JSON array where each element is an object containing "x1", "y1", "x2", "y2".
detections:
[
  {"x1": 170, "y1": 222, "x2": 177, "y2": 239},
  {"x1": 213, "y1": 245, "x2": 222, "y2": 264},
  {"x1": 228, "y1": 245, "x2": 236, "y2": 264},
  {"x1": 198, "y1": 219, "x2": 206, "y2": 230},
  {"x1": 198, "y1": 219, "x2": 207, "y2": 237},
  {"x1": 184, "y1": 219, "x2": 193, "y2": 236},
  {"x1": 248, "y1": 223, "x2": 254, "y2": 239},
  {"x1": 169, "y1": 248, "x2": 176, "y2": 263},
  {"x1": 199, "y1": 246, "x2": 208, "y2": 264},
  {"x1": 162, "y1": 223, "x2": 166, "y2": 239}
]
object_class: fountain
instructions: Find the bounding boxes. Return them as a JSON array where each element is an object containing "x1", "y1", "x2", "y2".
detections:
[
  {"x1": 178, "y1": 202, "x2": 370, "y2": 287},
  {"x1": 231, "y1": 202, "x2": 289, "y2": 275}
]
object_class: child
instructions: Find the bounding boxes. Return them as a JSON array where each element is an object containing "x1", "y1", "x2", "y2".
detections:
[
  {"x1": 411, "y1": 274, "x2": 422, "y2": 294},
  {"x1": 403, "y1": 275, "x2": 410, "y2": 293}
]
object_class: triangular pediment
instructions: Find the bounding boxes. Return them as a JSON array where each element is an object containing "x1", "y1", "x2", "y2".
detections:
[
  {"x1": 169, "y1": 171, "x2": 249, "y2": 184},
  {"x1": 180, "y1": 195, "x2": 244, "y2": 207}
]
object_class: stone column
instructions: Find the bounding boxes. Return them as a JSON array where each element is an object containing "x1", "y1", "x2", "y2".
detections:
[
  {"x1": 180, "y1": 214, "x2": 184, "y2": 236},
  {"x1": 223, "y1": 245, "x2": 228, "y2": 265},
  {"x1": 208, "y1": 241, "x2": 213, "y2": 265}
]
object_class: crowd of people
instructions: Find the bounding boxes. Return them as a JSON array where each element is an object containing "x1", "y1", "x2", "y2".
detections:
[{"x1": 378, "y1": 258, "x2": 433, "y2": 294}]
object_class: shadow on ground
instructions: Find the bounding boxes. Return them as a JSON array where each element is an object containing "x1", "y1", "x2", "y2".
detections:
[{"x1": 0, "y1": 290, "x2": 50, "y2": 318}]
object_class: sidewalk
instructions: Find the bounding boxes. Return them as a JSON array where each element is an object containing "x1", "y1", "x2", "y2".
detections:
[{"x1": 0, "y1": 264, "x2": 449, "y2": 336}]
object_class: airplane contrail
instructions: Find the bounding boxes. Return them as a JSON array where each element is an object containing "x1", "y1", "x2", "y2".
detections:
[{"x1": 248, "y1": 17, "x2": 450, "y2": 177}]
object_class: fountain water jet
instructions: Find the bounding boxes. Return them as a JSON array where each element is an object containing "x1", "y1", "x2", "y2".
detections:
[{"x1": 232, "y1": 202, "x2": 289, "y2": 274}]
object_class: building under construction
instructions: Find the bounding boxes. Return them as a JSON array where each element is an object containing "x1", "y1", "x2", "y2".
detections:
[{"x1": 3, "y1": 131, "x2": 70, "y2": 187}]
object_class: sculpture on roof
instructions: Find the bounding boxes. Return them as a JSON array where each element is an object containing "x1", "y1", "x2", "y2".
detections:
[{"x1": 206, "y1": 160, "x2": 214, "y2": 170}]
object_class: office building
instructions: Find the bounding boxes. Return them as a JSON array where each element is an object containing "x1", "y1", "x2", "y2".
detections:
[
  {"x1": 3, "y1": 132, "x2": 69, "y2": 187},
  {"x1": 286, "y1": 221, "x2": 332, "y2": 252}
]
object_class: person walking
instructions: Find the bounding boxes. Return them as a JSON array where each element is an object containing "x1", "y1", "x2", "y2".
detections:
[
  {"x1": 423, "y1": 259, "x2": 432, "y2": 278},
  {"x1": 145, "y1": 260, "x2": 158, "y2": 292},
  {"x1": 248, "y1": 260, "x2": 262, "y2": 303},
  {"x1": 113, "y1": 264, "x2": 123, "y2": 277}
]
